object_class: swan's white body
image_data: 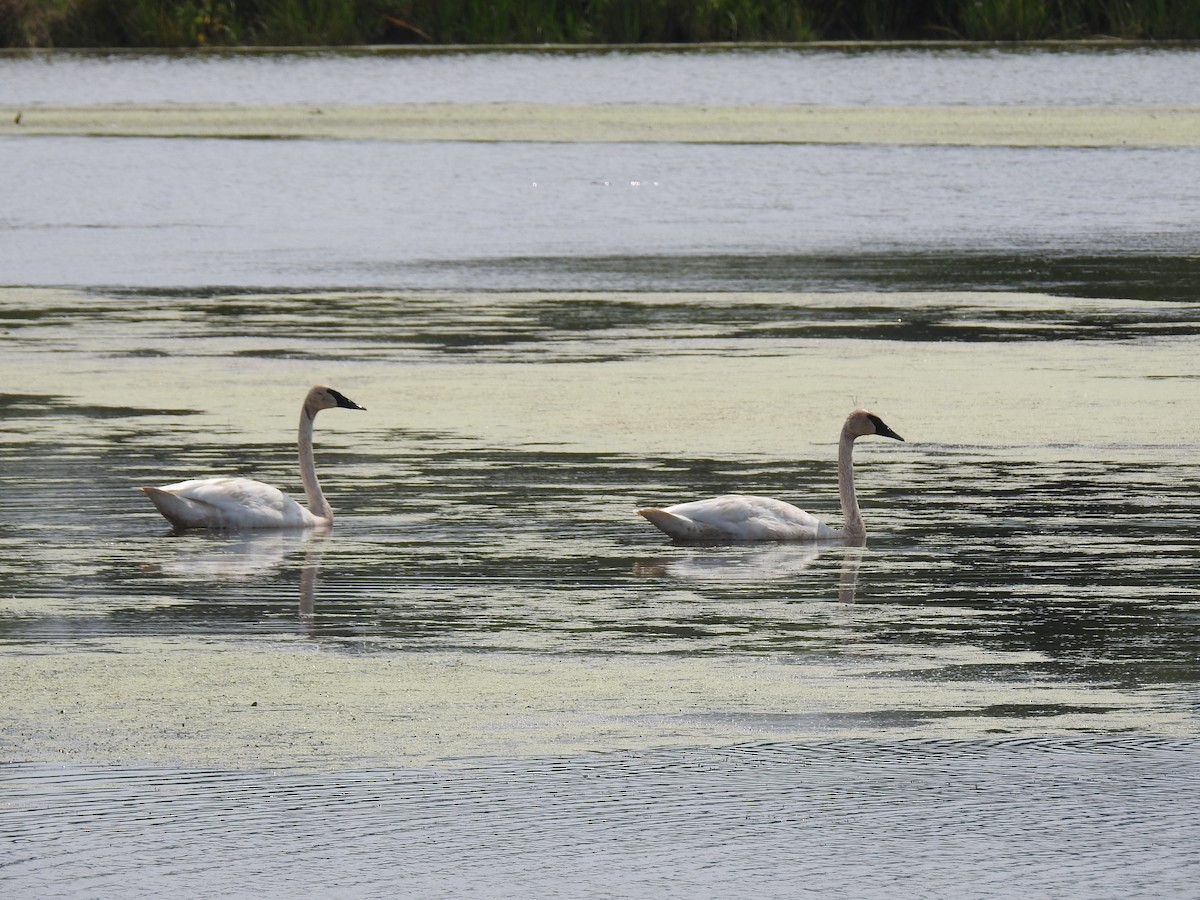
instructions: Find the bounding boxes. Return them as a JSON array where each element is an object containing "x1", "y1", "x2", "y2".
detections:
[
  {"x1": 638, "y1": 409, "x2": 903, "y2": 543},
  {"x1": 640, "y1": 495, "x2": 840, "y2": 542},
  {"x1": 144, "y1": 476, "x2": 323, "y2": 530},
  {"x1": 142, "y1": 385, "x2": 365, "y2": 530}
]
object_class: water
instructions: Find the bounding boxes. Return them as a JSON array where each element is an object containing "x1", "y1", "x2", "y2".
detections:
[
  {"x1": 1, "y1": 47, "x2": 1199, "y2": 898},
  {"x1": 5, "y1": 740, "x2": 1197, "y2": 898},
  {"x1": 5, "y1": 140, "x2": 1200, "y2": 288},
  {"x1": 4, "y1": 46, "x2": 1200, "y2": 106}
]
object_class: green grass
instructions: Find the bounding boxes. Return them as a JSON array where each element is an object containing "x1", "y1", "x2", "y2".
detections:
[{"x1": 2, "y1": 0, "x2": 1199, "y2": 47}]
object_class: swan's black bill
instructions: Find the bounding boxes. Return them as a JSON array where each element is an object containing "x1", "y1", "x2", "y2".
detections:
[
  {"x1": 867, "y1": 414, "x2": 904, "y2": 441},
  {"x1": 330, "y1": 389, "x2": 366, "y2": 411}
]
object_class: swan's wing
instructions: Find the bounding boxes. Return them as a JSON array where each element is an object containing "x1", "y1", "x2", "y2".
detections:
[
  {"x1": 143, "y1": 477, "x2": 314, "y2": 529},
  {"x1": 641, "y1": 495, "x2": 838, "y2": 542},
  {"x1": 638, "y1": 507, "x2": 726, "y2": 541}
]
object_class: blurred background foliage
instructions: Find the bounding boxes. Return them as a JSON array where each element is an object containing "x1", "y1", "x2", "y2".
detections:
[{"x1": 1, "y1": 0, "x2": 1198, "y2": 48}]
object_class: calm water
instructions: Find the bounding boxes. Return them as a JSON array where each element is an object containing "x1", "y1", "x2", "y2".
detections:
[
  {"x1": 4, "y1": 45, "x2": 1200, "y2": 106},
  {"x1": 2, "y1": 48, "x2": 1199, "y2": 898}
]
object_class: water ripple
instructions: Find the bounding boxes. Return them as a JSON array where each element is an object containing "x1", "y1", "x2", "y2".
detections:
[{"x1": 4, "y1": 737, "x2": 1197, "y2": 899}]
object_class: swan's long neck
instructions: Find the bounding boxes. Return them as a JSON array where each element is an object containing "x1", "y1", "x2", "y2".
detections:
[
  {"x1": 298, "y1": 406, "x2": 332, "y2": 522},
  {"x1": 837, "y1": 426, "x2": 864, "y2": 539}
]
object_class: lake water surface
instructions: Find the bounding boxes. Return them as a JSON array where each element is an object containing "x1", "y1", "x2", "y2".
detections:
[{"x1": 1, "y1": 47, "x2": 1198, "y2": 899}]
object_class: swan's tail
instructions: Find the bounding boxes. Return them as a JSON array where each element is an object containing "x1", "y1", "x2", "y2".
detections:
[
  {"x1": 141, "y1": 486, "x2": 206, "y2": 529},
  {"x1": 638, "y1": 507, "x2": 721, "y2": 541}
]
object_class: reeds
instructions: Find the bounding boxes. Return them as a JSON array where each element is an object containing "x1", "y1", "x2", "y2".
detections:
[
  {"x1": 954, "y1": 0, "x2": 1200, "y2": 41},
  {"x1": 3, "y1": 0, "x2": 1199, "y2": 48}
]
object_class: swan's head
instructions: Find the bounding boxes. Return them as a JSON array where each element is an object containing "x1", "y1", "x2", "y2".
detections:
[
  {"x1": 845, "y1": 409, "x2": 904, "y2": 442},
  {"x1": 304, "y1": 385, "x2": 366, "y2": 419}
]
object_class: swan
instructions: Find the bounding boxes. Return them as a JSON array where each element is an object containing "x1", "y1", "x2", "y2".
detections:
[
  {"x1": 142, "y1": 385, "x2": 365, "y2": 530},
  {"x1": 637, "y1": 409, "x2": 903, "y2": 543}
]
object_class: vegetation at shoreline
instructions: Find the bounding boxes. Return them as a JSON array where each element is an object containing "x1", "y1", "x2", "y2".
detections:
[{"x1": 2, "y1": 0, "x2": 1198, "y2": 48}]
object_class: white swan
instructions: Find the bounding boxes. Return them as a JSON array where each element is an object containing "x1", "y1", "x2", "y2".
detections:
[
  {"x1": 142, "y1": 385, "x2": 365, "y2": 530},
  {"x1": 638, "y1": 409, "x2": 903, "y2": 543}
]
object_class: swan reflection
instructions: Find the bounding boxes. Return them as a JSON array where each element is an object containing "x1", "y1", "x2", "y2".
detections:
[
  {"x1": 157, "y1": 528, "x2": 324, "y2": 579},
  {"x1": 634, "y1": 539, "x2": 866, "y2": 602},
  {"x1": 155, "y1": 528, "x2": 328, "y2": 624}
]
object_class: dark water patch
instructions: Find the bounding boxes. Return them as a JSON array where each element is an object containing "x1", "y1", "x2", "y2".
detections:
[
  {"x1": 450, "y1": 250, "x2": 1200, "y2": 303},
  {"x1": 230, "y1": 348, "x2": 330, "y2": 359},
  {"x1": 13, "y1": 277, "x2": 1198, "y2": 368},
  {"x1": 0, "y1": 392, "x2": 196, "y2": 419},
  {"x1": 108, "y1": 348, "x2": 172, "y2": 358},
  {"x1": 533, "y1": 296, "x2": 1197, "y2": 345}
]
